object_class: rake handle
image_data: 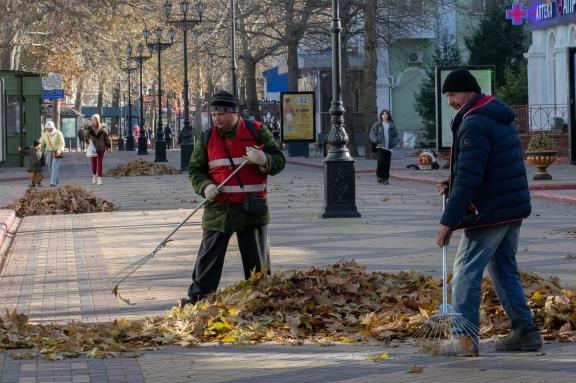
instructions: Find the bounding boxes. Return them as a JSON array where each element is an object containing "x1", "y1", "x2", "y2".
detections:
[
  {"x1": 442, "y1": 194, "x2": 448, "y2": 310},
  {"x1": 112, "y1": 158, "x2": 253, "y2": 290}
]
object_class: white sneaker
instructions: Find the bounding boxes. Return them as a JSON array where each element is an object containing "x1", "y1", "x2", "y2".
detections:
[
  {"x1": 92, "y1": 175, "x2": 97, "y2": 184},
  {"x1": 97, "y1": 177, "x2": 103, "y2": 185}
]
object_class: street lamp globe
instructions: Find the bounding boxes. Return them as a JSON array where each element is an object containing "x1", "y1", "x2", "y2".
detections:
[
  {"x1": 195, "y1": 2, "x2": 204, "y2": 18},
  {"x1": 127, "y1": 43, "x2": 132, "y2": 57},
  {"x1": 164, "y1": 0, "x2": 173, "y2": 18},
  {"x1": 143, "y1": 28, "x2": 150, "y2": 42},
  {"x1": 168, "y1": 28, "x2": 176, "y2": 43},
  {"x1": 137, "y1": 42, "x2": 144, "y2": 54},
  {"x1": 180, "y1": 0, "x2": 190, "y2": 14},
  {"x1": 155, "y1": 27, "x2": 163, "y2": 40}
]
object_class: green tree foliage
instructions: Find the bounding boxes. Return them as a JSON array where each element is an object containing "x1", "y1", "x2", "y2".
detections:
[
  {"x1": 414, "y1": 34, "x2": 462, "y2": 141},
  {"x1": 465, "y1": 0, "x2": 529, "y2": 88},
  {"x1": 497, "y1": 60, "x2": 528, "y2": 106}
]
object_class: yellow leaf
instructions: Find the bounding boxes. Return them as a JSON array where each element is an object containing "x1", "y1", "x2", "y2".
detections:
[
  {"x1": 530, "y1": 291, "x2": 543, "y2": 302},
  {"x1": 367, "y1": 352, "x2": 389, "y2": 362},
  {"x1": 115, "y1": 318, "x2": 132, "y2": 330}
]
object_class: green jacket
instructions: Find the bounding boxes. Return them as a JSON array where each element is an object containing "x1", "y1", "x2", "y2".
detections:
[{"x1": 188, "y1": 119, "x2": 285, "y2": 233}]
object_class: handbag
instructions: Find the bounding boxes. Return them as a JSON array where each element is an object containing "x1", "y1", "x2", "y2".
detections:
[
  {"x1": 86, "y1": 141, "x2": 97, "y2": 157},
  {"x1": 243, "y1": 194, "x2": 268, "y2": 216},
  {"x1": 45, "y1": 133, "x2": 64, "y2": 159}
]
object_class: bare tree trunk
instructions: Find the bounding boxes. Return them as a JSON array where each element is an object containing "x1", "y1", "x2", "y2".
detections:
[
  {"x1": 111, "y1": 83, "x2": 120, "y2": 135},
  {"x1": 362, "y1": 0, "x2": 378, "y2": 159},
  {"x1": 341, "y1": 49, "x2": 357, "y2": 157},
  {"x1": 11, "y1": 45, "x2": 21, "y2": 70},
  {"x1": 243, "y1": 59, "x2": 259, "y2": 119},
  {"x1": 52, "y1": 99, "x2": 61, "y2": 130},
  {"x1": 148, "y1": 81, "x2": 157, "y2": 134},
  {"x1": 97, "y1": 80, "x2": 104, "y2": 117},
  {"x1": 286, "y1": 2, "x2": 299, "y2": 92},
  {"x1": 74, "y1": 78, "x2": 84, "y2": 112}
]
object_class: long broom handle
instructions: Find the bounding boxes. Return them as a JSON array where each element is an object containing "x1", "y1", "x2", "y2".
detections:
[
  {"x1": 111, "y1": 158, "x2": 252, "y2": 287},
  {"x1": 442, "y1": 193, "x2": 448, "y2": 310}
]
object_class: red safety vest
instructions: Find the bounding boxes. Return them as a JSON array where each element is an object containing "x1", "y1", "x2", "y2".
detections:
[{"x1": 207, "y1": 119, "x2": 267, "y2": 203}]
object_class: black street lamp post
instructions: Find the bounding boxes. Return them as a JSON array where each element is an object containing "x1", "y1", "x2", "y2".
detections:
[
  {"x1": 145, "y1": 26, "x2": 175, "y2": 162},
  {"x1": 230, "y1": 0, "x2": 237, "y2": 99},
  {"x1": 321, "y1": 0, "x2": 360, "y2": 218},
  {"x1": 128, "y1": 43, "x2": 151, "y2": 155},
  {"x1": 164, "y1": 0, "x2": 204, "y2": 170},
  {"x1": 120, "y1": 58, "x2": 138, "y2": 151}
]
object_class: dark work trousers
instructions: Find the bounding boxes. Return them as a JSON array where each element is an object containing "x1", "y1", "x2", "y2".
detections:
[
  {"x1": 376, "y1": 148, "x2": 392, "y2": 181},
  {"x1": 187, "y1": 225, "x2": 270, "y2": 301}
]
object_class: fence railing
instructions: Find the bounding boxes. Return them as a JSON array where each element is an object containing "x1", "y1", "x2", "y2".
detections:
[{"x1": 512, "y1": 104, "x2": 568, "y2": 134}]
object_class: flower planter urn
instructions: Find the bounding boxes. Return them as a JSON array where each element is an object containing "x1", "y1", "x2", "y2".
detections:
[{"x1": 525, "y1": 150, "x2": 558, "y2": 180}]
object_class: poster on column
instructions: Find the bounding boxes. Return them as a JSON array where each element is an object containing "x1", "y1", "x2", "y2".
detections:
[
  {"x1": 435, "y1": 66, "x2": 495, "y2": 151},
  {"x1": 280, "y1": 92, "x2": 316, "y2": 142}
]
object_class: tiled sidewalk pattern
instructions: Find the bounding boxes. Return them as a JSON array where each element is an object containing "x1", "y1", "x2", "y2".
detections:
[{"x1": 1, "y1": 151, "x2": 576, "y2": 382}]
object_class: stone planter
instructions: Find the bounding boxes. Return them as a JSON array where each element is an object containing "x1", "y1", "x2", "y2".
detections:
[{"x1": 525, "y1": 150, "x2": 558, "y2": 180}]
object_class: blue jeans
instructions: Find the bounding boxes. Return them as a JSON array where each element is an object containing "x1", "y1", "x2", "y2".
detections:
[
  {"x1": 451, "y1": 222, "x2": 536, "y2": 336},
  {"x1": 45, "y1": 151, "x2": 61, "y2": 186}
]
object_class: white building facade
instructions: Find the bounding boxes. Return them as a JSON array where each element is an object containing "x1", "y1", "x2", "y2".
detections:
[{"x1": 523, "y1": 0, "x2": 576, "y2": 162}]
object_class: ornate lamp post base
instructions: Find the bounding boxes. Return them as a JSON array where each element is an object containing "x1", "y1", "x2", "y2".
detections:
[
  {"x1": 125, "y1": 136, "x2": 135, "y2": 151},
  {"x1": 321, "y1": 158, "x2": 361, "y2": 218},
  {"x1": 155, "y1": 140, "x2": 168, "y2": 162},
  {"x1": 137, "y1": 135, "x2": 148, "y2": 155}
]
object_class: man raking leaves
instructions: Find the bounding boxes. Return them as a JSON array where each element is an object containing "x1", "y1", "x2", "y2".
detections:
[{"x1": 432, "y1": 68, "x2": 542, "y2": 356}]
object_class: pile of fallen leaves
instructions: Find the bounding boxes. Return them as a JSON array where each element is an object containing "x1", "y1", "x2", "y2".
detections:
[
  {"x1": 105, "y1": 160, "x2": 181, "y2": 177},
  {"x1": 1, "y1": 261, "x2": 574, "y2": 360},
  {"x1": 8, "y1": 185, "x2": 116, "y2": 218}
]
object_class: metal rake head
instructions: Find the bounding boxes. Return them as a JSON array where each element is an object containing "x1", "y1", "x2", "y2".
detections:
[{"x1": 412, "y1": 306, "x2": 480, "y2": 356}]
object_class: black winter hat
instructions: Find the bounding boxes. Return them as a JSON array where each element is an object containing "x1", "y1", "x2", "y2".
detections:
[
  {"x1": 210, "y1": 90, "x2": 239, "y2": 113},
  {"x1": 441, "y1": 68, "x2": 481, "y2": 94}
]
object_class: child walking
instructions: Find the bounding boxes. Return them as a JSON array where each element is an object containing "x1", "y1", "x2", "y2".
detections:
[{"x1": 22, "y1": 140, "x2": 44, "y2": 187}]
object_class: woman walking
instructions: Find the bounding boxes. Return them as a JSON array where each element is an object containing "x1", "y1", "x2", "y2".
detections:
[
  {"x1": 85, "y1": 114, "x2": 111, "y2": 185},
  {"x1": 369, "y1": 109, "x2": 399, "y2": 185},
  {"x1": 38, "y1": 120, "x2": 65, "y2": 187}
]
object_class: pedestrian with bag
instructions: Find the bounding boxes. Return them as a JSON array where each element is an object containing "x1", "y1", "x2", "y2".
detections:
[
  {"x1": 436, "y1": 68, "x2": 541, "y2": 356},
  {"x1": 38, "y1": 120, "x2": 65, "y2": 187},
  {"x1": 369, "y1": 109, "x2": 399, "y2": 184},
  {"x1": 180, "y1": 90, "x2": 285, "y2": 307},
  {"x1": 85, "y1": 114, "x2": 111, "y2": 185}
]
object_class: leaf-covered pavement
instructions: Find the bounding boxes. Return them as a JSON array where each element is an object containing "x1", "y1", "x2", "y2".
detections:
[{"x1": 1, "y1": 261, "x2": 574, "y2": 360}]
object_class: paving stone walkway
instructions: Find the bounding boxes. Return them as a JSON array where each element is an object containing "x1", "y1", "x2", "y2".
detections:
[{"x1": 0, "y1": 150, "x2": 575, "y2": 382}]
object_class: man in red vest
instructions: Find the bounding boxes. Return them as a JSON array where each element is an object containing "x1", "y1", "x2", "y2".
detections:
[{"x1": 180, "y1": 91, "x2": 285, "y2": 306}]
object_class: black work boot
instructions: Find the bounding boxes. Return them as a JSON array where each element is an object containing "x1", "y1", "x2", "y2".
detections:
[
  {"x1": 494, "y1": 328, "x2": 542, "y2": 352},
  {"x1": 179, "y1": 296, "x2": 199, "y2": 308}
]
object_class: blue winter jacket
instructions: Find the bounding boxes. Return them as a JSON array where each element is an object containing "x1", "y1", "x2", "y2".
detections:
[{"x1": 441, "y1": 95, "x2": 531, "y2": 230}]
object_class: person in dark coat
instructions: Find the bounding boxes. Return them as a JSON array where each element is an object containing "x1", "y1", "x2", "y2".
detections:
[
  {"x1": 369, "y1": 109, "x2": 399, "y2": 184},
  {"x1": 21, "y1": 140, "x2": 44, "y2": 187},
  {"x1": 164, "y1": 126, "x2": 173, "y2": 149},
  {"x1": 436, "y1": 68, "x2": 541, "y2": 356}
]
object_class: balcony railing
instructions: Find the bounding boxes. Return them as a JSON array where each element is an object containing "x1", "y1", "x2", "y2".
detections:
[{"x1": 513, "y1": 104, "x2": 568, "y2": 134}]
